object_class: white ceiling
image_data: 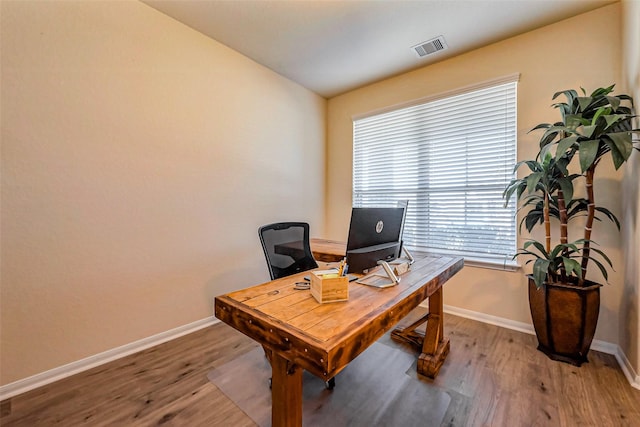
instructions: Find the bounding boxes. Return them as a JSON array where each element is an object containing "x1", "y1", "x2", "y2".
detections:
[{"x1": 143, "y1": 0, "x2": 616, "y2": 98}]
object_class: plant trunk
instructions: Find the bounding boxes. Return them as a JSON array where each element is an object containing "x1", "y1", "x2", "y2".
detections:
[
  {"x1": 543, "y1": 194, "x2": 551, "y2": 253},
  {"x1": 581, "y1": 166, "x2": 596, "y2": 284},
  {"x1": 557, "y1": 189, "x2": 568, "y2": 281}
]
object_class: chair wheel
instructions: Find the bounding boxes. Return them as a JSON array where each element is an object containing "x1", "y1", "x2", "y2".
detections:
[
  {"x1": 325, "y1": 377, "x2": 335, "y2": 390},
  {"x1": 269, "y1": 377, "x2": 272, "y2": 389}
]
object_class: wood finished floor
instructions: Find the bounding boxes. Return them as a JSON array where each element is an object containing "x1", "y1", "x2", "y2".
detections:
[{"x1": 2, "y1": 312, "x2": 640, "y2": 426}]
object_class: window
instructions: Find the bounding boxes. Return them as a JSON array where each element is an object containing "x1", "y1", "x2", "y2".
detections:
[{"x1": 353, "y1": 77, "x2": 518, "y2": 269}]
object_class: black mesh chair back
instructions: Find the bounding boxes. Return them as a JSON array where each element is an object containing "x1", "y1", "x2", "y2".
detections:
[{"x1": 258, "y1": 222, "x2": 319, "y2": 280}]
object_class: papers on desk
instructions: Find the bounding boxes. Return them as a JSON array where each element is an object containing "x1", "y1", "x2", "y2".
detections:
[{"x1": 314, "y1": 269, "x2": 339, "y2": 276}]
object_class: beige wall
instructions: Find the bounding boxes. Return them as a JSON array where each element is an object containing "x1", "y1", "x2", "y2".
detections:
[
  {"x1": 0, "y1": 0, "x2": 326, "y2": 385},
  {"x1": 621, "y1": 0, "x2": 640, "y2": 376},
  {"x1": 2, "y1": 0, "x2": 634, "y2": 389},
  {"x1": 327, "y1": 5, "x2": 624, "y2": 342}
]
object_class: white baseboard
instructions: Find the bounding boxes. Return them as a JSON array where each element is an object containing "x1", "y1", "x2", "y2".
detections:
[
  {"x1": 443, "y1": 304, "x2": 640, "y2": 390},
  {"x1": 0, "y1": 317, "x2": 219, "y2": 401},
  {"x1": 613, "y1": 346, "x2": 640, "y2": 391},
  {"x1": 443, "y1": 304, "x2": 536, "y2": 336}
]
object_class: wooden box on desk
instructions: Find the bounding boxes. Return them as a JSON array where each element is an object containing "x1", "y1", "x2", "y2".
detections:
[{"x1": 309, "y1": 270, "x2": 349, "y2": 303}]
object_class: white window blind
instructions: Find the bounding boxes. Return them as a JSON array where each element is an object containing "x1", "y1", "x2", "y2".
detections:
[{"x1": 353, "y1": 80, "x2": 518, "y2": 268}]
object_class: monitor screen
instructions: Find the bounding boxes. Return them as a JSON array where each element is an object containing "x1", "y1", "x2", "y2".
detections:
[{"x1": 346, "y1": 206, "x2": 406, "y2": 273}]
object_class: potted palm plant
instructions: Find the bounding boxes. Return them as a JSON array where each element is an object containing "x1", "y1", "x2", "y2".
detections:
[{"x1": 504, "y1": 85, "x2": 638, "y2": 366}]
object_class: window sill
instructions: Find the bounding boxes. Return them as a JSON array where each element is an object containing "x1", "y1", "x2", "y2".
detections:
[
  {"x1": 409, "y1": 249, "x2": 520, "y2": 272},
  {"x1": 463, "y1": 257, "x2": 520, "y2": 272}
]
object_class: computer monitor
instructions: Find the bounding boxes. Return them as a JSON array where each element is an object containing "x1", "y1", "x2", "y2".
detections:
[{"x1": 345, "y1": 205, "x2": 407, "y2": 273}]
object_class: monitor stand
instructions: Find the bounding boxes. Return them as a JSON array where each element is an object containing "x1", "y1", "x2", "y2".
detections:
[
  {"x1": 402, "y1": 246, "x2": 415, "y2": 265},
  {"x1": 356, "y1": 260, "x2": 401, "y2": 288},
  {"x1": 355, "y1": 248, "x2": 415, "y2": 288},
  {"x1": 377, "y1": 260, "x2": 401, "y2": 285}
]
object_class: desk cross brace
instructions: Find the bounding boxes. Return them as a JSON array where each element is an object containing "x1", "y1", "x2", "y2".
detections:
[{"x1": 390, "y1": 288, "x2": 450, "y2": 379}]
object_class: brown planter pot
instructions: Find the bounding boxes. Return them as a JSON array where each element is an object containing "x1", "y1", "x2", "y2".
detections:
[{"x1": 528, "y1": 275, "x2": 601, "y2": 366}]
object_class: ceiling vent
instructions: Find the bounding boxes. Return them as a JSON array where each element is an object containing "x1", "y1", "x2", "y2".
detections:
[{"x1": 412, "y1": 36, "x2": 447, "y2": 58}]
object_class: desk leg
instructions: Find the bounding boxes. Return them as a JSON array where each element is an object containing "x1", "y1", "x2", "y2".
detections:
[
  {"x1": 418, "y1": 287, "x2": 450, "y2": 378},
  {"x1": 270, "y1": 352, "x2": 303, "y2": 427},
  {"x1": 390, "y1": 287, "x2": 449, "y2": 379}
]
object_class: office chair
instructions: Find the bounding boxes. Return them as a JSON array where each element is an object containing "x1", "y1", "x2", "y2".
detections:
[
  {"x1": 258, "y1": 222, "x2": 336, "y2": 390},
  {"x1": 258, "y1": 222, "x2": 318, "y2": 280}
]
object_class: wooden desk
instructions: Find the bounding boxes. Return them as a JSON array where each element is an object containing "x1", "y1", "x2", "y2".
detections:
[
  {"x1": 215, "y1": 245, "x2": 463, "y2": 427},
  {"x1": 274, "y1": 238, "x2": 346, "y2": 263},
  {"x1": 310, "y1": 238, "x2": 345, "y2": 262}
]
